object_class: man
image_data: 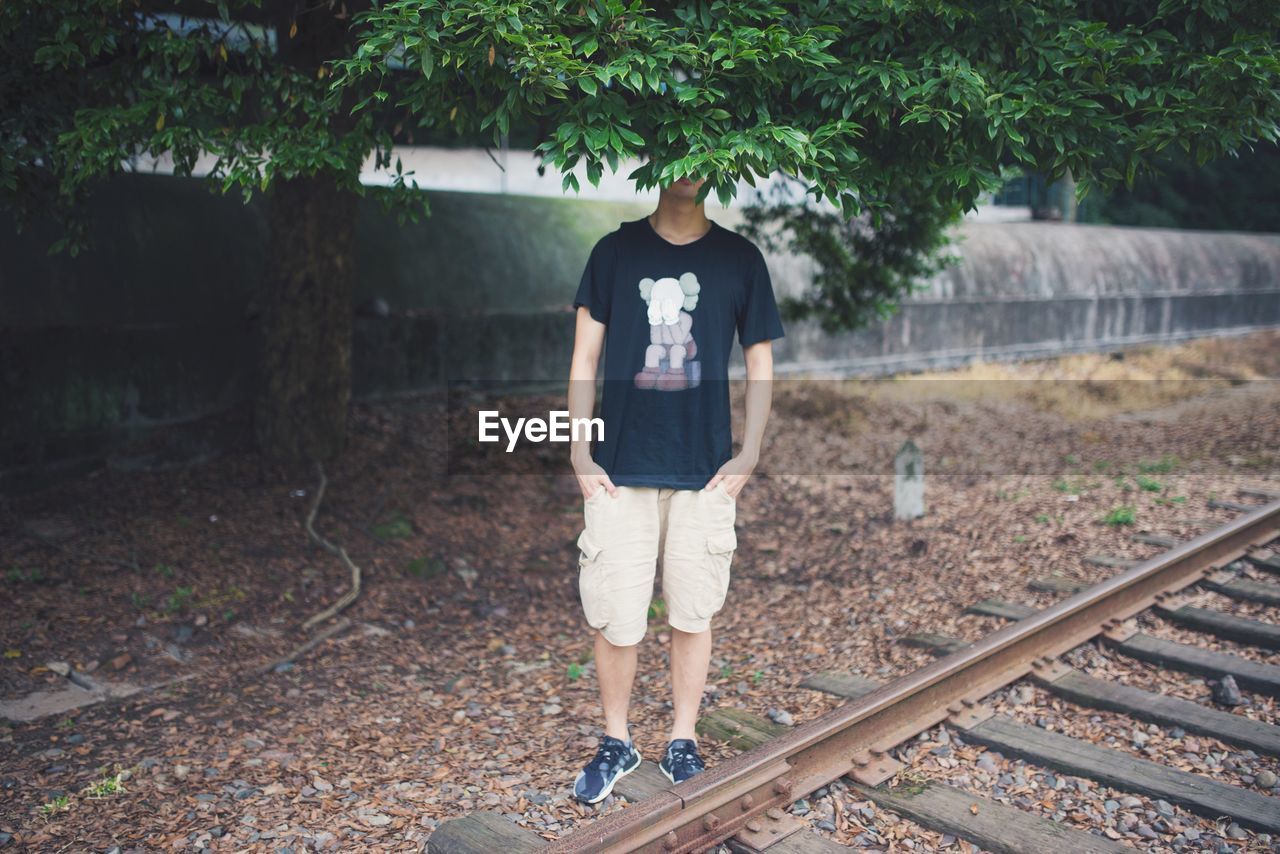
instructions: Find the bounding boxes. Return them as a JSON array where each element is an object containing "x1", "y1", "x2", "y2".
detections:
[{"x1": 566, "y1": 170, "x2": 784, "y2": 805}]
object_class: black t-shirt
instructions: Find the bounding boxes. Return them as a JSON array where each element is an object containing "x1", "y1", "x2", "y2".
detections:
[{"x1": 573, "y1": 216, "x2": 785, "y2": 489}]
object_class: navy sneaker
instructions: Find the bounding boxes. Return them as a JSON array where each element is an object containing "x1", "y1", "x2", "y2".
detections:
[
  {"x1": 572, "y1": 730, "x2": 642, "y2": 804},
  {"x1": 659, "y1": 737, "x2": 705, "y2": 784}
]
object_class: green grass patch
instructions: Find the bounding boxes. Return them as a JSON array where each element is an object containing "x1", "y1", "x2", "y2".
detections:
[
  {"x1": 372, "y1": 512, "x2": 414, "y2": 540},
  {"x1": 406, "y1": 555, "x2": 447, "y2": 578},
  {"x1": 1135, "y1": 475, "x2": 1163, "y2": 492},
  {"x1": 1102, "y1": 505, "x2": 1137, "y2": 526},
  {"x1": 1136, "y1": 455, "x2": 1178, "y2": 474},
  {"x1": 162, "y1": 585, "x2": 195, "y2": 614},
  {"x1": 6, "y1": 566, "x2": 46, "y2": 584}
]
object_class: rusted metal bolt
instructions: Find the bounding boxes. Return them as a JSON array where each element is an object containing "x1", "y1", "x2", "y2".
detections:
[
  {"x1": 663, "y1": 831, "x2": 679, "y2": 850},
  {"x1": 948, "y1": 702, "x2": 963, "y2": 713},
  {"x1": 870, "y1": 747, "x2": 886, "y2": 757},
  {"x1": 739, "y1": 794, "x2": 754, "y2": 811},
  {"x1": 745, "y1": 819, "x2": 763, "y2": 833},
  {"x1": 774, "y1": 778, "x2": 793, "y2": 796},
  {"x1": 703, "y1": 814, "x2": 721, "y2": 831},
  {"x1": 767, "y1": 807, "x2": 785, "y2": 820},
  {"x1": 854, "y1": 755, "x2": 869, "y2": 767},
  {"x1": 962, "y1": 697, "x2": 976, "y2": 707}
]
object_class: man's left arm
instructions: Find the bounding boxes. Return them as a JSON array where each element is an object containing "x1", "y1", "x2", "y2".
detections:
[{"x1": 705, "y1": 339, "x2": 773, "y2": 497}]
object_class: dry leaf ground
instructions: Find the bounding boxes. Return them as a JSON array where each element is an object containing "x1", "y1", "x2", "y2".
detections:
[{"x1": 1, "y1": 330, "x2": 1278, "y2": 851}]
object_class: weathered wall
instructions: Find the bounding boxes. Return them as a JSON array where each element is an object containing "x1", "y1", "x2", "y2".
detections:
[{"x1": 2, "y1": 173, "x2": 1278, "y2": 484}]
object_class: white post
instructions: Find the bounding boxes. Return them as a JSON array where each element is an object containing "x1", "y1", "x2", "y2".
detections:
[{"x1": 894, "y1": 439, "x2": 925, "y2": 520}]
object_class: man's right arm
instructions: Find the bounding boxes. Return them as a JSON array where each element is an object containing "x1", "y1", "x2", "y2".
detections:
[{"x1": 568, "y1": 305, "x2": 616, "y2": 498}]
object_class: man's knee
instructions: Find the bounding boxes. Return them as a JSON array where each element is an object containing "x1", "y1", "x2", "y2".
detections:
[{"x1": 595, "y1": 621, "x2": 647, "y2": 648}]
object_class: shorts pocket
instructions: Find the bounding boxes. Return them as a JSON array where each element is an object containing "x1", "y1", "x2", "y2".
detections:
[
  {"x1": 576, "y1": 530, "x2": 610, "y2": 629},
  {"x1": 696, "y1": 528, "x2": 737, "y2": 620}
]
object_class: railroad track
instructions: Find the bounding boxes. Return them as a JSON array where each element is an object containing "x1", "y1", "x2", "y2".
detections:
[{"x1": 430, "y1": 493, "x2": 1280, "y2": 853}]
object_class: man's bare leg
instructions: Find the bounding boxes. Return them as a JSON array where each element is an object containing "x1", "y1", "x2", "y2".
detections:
[
  {"x1": 595, "y1": 628, "x2": 638, "y2": 741},
  {"x1": 668, "y1": 626, "x2": 712, "y2": 742}
]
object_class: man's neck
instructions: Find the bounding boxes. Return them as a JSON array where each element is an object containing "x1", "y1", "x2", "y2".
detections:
[{"x1": 649, "y1": 192, "x2": 711, "y2": 243}]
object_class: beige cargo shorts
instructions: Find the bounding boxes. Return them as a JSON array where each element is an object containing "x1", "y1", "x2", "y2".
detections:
[{"x1": 575, "y1": 483, "x2": 738, "y2": 646}]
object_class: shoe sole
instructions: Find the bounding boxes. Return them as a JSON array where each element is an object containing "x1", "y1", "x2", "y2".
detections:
[{"x1": 573, "y1": 750, "x2": 642, "y2": 805}]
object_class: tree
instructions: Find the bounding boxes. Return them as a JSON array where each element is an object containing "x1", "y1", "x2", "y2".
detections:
[
  {"x1": 338, "y1": 0, "x2": 1280, "y2": 325},
  {"x1": 5, "y1": 0, "x2": 1279, "y2": 461},
  {"x1": 2, "y1": 0, "x2": 415, "y2": 465},
  {"x1": 1090, "y1": 141, "x2": 1280, "y2": 231}
]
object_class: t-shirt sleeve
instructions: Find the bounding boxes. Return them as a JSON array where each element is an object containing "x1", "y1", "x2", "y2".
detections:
[
  {"x1": 572, "y1": 234, "x2": 615, "y2": 325},
  {"x1": 737, "y1": 245, "x2": 786, "y2": 347}
]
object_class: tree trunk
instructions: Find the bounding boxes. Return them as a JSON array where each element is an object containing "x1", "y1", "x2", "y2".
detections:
[{"x1": 254, "y1": 174, "x2": 359, "y2": 464}]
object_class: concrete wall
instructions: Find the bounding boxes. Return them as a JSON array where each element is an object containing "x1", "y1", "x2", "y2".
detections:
[{"x1": 2, "y1": 173, "x2": 1279, "y2": 483}]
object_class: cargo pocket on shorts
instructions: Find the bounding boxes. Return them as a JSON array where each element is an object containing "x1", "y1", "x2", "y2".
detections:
[
  {"x1": 696, "y1": 528, "x2": 737, "y2": 620},
  {"x1": 576, "y1": 529, "x2": 610, "y2": 629}
]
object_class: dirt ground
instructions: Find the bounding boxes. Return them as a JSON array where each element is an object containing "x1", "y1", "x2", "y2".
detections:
[{"x1": 1, "y1": 330, "x2": 1278, "y2": 851}]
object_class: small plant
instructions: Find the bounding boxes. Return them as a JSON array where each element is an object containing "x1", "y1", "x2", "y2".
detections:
[
  {"x1": 152, "y1": 563, "x2": 175, "y2": 578},
  {"x1": 1092, "y1": 460, "x2": 1113, "y2": 472},
  {"x1": 1013, "y1": 534, "x2": 1028, "y2": 543},
  {"x1": 372, "y1": 512, "x2": 414, "y2": 540},
  {"x1": 750, "y1": 669, "x2": 764, "y2": 685},
  {"x1": 55, "y1": 717, "x2": 76, "y2": 730},
  {"x1": 131, "y1": 592, "x2": 151, "y2": 610},
  {"x1": 1102, "y1": 505, "x2": 1136, "y2": 526},
  {"x1": 162, "y1": 586, "x2": 194, "y2": 614},
  {"x1": 647, "y1": 597, "x2": 667, "y2": 621},
  {"x1": 1034, "y1": 513, "x2": 1051, "y2": 524},
  {"x1": 566, "y1": 663, "x2": 584, "y2": 682},
  {"x1": 894, "y1": 768, "x2": 930, "y2": 796},
  {"x1": 6, "y1": 566, "x2": 47, "y2": 584},
  {"x1": 1136, "y1": 455, "x2": 1177, "y2": 474},
  {"x1": 1052, "y1": 478, "x2": 1076, "y2": 493},
  {"x1": 1155, "y1": 495, "x2": 1188, "y2": 506},
  {"x1": 1135, "y1": 475, "x2": 1162, "y2": 492},
  {"x1": 406, "y1": 555, "x2": 446, "y2": 578},
  {"x1": 82, "y1": 771, "x2": 127, "y2": 799},
  {"x1": 719, "y1": 664, "x2": 733, "y2": 679},
  {"x1": 39, "y1": 794, "x2": 70, "y2": 816}
]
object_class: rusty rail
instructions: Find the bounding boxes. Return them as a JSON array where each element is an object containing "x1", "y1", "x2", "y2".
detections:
[{"x1": 542, "y1": 498, "x2": 1280, "y2": 853}]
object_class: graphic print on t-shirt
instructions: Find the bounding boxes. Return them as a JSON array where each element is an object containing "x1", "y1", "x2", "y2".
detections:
[{"x1": 634, "y1": 272, "x2": 702, "y2": 391}]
